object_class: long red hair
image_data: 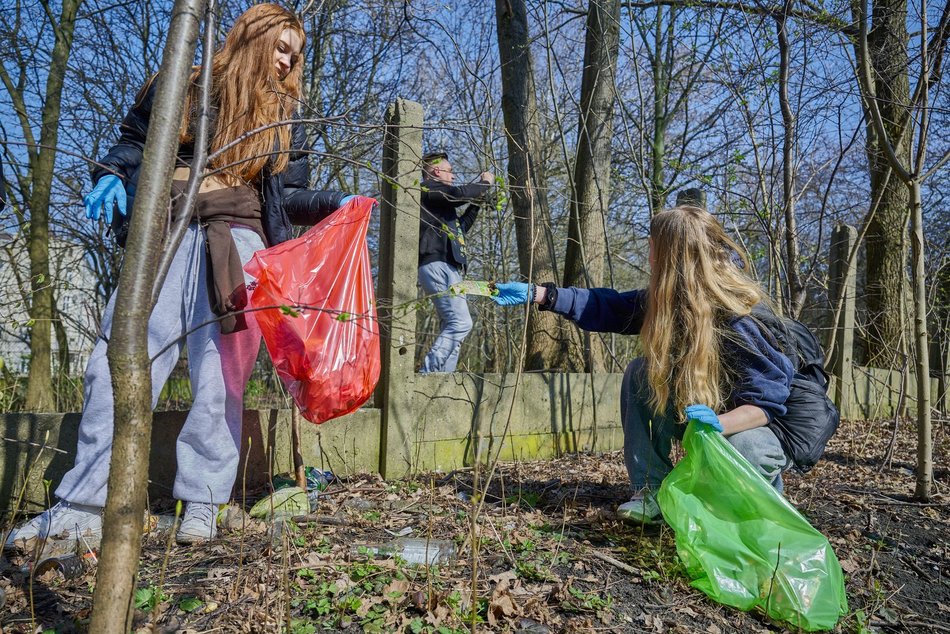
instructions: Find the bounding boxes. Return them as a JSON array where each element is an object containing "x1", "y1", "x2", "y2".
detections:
[{"x1": 180, "y1": 3, "x2": 305, "y2": 184}]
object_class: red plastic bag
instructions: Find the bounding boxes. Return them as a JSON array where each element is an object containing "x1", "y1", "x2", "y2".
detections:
[{"x1": 244, "y1": 197, "x2": 380, "y2": 424}]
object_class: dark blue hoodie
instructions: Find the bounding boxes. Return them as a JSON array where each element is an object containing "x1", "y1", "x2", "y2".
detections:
[{"x1": 549, "y1": 286, "x2": 794, "y2": 421}]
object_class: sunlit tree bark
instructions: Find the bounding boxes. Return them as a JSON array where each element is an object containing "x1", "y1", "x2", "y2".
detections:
[
  {"x1": 89, "y1": 1, "x2": 206, "y2": 630},
  {"x1": 496, "y1": 0, "x2": 573, "y2": 370},
  {"x1": 0, "y1": 0, "x2": 83, "y2": 411},
  {"x1": 562, "y1": 0, "x2": 621, "y2": 371}
]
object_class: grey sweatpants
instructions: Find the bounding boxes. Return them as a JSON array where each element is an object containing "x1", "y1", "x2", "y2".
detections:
[
  {"x1": 56, "y1": 224, "x2": 264, "y2": 506},
  {"x1": 620, "y1": 358, "x2": 790, "y2": 492}
]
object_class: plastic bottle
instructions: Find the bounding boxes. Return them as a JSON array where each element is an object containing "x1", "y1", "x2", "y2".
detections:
[
  {"x1": 351, "y1": 537, "x2": 456, "y2": 566},
  {"x1": 268, "y1": 516, "x2": 291, "y2": 550},
  {"x1": 147, "y1": 514, "x2": 178, "y2": 531},
  {"x1": 307, "y1": 489, "x2": 320, "y2": 513},
  {"x1": 305, "y1": 468, "x2": 334, "y2": 492}
]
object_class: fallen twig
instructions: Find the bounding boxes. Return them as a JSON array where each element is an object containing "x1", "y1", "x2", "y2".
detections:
[
  {"x1": 291, "y1": 514, "x2": 349, "y2": 526},
  {"x1": 1, "y1": 436, "x2": 68, "y2": 454},
  {"x1": 589, "y1": 550, "x2": 640, "y2": 575},
  {"x1": 836, "y1": 486, "x2": 950, "y2": 506},
  {"x1": 872, "y1": 619, "x2": 950, "y2": 633},
  {"x1": 901, "y1": 555, "x2": 934, "y2": 581}
]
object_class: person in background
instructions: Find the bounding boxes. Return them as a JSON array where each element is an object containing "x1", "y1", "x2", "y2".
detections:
[
  {"x1": 417, "y1": 150, "x2": 493, "y2": 373},
  {"x1": 490, "y1": 206, "x2": 794, "y2": 523},
  {"x1": 6, "y1": 4, "x2": 356, "y2": 548}
]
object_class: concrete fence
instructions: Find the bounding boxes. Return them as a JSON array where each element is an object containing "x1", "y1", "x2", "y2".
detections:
[{"x1": 2, "y1": 98, "x2": 947, "y2": 513}]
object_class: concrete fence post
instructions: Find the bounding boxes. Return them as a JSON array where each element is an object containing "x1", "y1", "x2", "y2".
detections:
[
  {"x1": 828, "y1": 224, "x2": 858, "y2": 417},
  {"x1": 675, "y1": 188, "x2": 706, "y2": 209},
  {"x1": 376, "y1": 99, "x2": 424, "y2": 479}
]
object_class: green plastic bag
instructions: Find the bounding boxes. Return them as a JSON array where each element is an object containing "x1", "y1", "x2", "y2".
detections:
[
  {"x1": 657, "y1": 422, "x2": 848, "y2": 631},
  {"x1": 249, "y1": 486, "x2": 309, "y2": 519}
]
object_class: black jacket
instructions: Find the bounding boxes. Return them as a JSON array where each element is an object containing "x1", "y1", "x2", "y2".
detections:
[
  {"x1": 418, "y1": 178, "x2": 489, "y2": 269},
  {"x1": 92, "y1": 79, "x2": 346, "y2": 247}
]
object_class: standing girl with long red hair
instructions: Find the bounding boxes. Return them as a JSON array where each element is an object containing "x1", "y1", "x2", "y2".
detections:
[{"x1": 8, "y1": 4, "x2": 355, "y2": 547}]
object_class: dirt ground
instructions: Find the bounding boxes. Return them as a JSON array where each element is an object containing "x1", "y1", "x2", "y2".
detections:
[{"x1": 2, "y1": 416, "x2": 949, "y2": 633}]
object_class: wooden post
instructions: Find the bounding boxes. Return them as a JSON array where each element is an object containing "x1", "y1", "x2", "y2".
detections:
[
  {"x1": 291, "y1": 407, "x2": 306, "y2": 490},
  {"x1": 828, "y1": 224, "x2": 857, "y2": 417},
  {"x1": 376, "y1": 99, "x2": 423, "y2": 479}
]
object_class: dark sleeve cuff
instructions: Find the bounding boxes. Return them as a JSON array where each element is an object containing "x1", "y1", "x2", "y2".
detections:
[
  {"x1": 284, "y1": 189, "x2": 348, "y2": 225},
  {"x1": 537, "y1": 283, "x2": 558, "y2": 311}
]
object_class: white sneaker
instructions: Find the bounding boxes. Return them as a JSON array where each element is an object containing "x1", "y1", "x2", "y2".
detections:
[
  {"x1": 617, "y1": 492, "x2": 662, "y2": 524},
  {"x1": 4, "y1": 501, "x2": 103, "y2": 549},
  {"x1": 176, "y1": 502, "x2": 217, "y2": 544}
]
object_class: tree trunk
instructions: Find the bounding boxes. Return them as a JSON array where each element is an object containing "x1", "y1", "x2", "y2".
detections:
[
  {"x1": 495, "y1": 0, "x2": 571, "y2": 370},
  {"x1": 23, "y1": 0, "x2": 82, "y2": 412},
  {"x1": 936, "y1": 262, "x2": 950, "y2": 415},
  {"x1": 909, "y1": 179, "x2": 932, "y2": 498},
  {"x1": 53, "y1": 310, "x2": 70, "y2": 410},
  {"x1": 89, "y1": 1, "x2": 205, "y2": 631},
  {"x1": 777, "y1": 4, "x2": 805, "y2": 317},
  {"x1": 648, "y1": 6, "x2": 672, "y2": 216},
  {"x1": 859, "y1": 0, "x2": 912, "y2": 367},
  {"x1": 562, "y1": 0, "x2": 620, "y2": 372},
  {"x1": 852, "y1": 0, "x2": 941, "y2": 499}
]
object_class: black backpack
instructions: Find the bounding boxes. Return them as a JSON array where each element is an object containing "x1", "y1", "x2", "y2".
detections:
[{"x1": 748, "y1": 306, "x2": 840, "y2": 472}]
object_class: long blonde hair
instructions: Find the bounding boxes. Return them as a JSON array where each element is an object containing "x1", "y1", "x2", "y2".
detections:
[
  {"x1": 179, "y1": 3, "x2": 305, "y2": 184},
  {"x1": 641, "y1": 206, "x2": 767, "y2": 416}
]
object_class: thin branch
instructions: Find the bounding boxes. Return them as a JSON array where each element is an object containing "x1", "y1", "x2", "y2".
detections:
[
  {"x1": 914, "y1": 0, "x2": 931, "y2": 176},
  {"x1": 618, "y1": 0, "x2": 854, "y2": 34},
  {"x1": 150, "y1": 0, "x2": 217, "y2": 307},
  {"x1": 923, "y1": 146, "x2": 950, "y2": 181}
]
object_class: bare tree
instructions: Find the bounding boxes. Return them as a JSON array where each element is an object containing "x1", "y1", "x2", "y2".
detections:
[
  {"x1": 0, "y1": 0, "x2": 83, "y2": 411},
  {"x1": 777, "y1": 0, "x2": 806, "y2": 316},
  {"x1": 89, "y1": 0, "x2": 206, "y2": 629},
  {"x1": 856, "y1": 0, "x2": 914, "y2": 367},
  {"x1": 562, "y1": 0, "x2": 621, "y2": 371},
  {"x1": 621, "y1": 5, "x2": 734, "y2": 216},
  {"x1": 851, "y1": 0, "x2": 950, "y2": 498},
  {"x1": 495, "y1": 0, "x2": 574, "y2": 370}
]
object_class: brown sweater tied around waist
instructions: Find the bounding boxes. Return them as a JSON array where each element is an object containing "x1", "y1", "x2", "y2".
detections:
[{"x1": 170, "y1": 176, "x2": 266, "y2": 334}]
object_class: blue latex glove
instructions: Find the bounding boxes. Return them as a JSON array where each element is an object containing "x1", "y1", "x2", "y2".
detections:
[
  {"x1": 684, "y1": 404, "x2": 723, "y2": 432},
  {"x1": 339, "y1": 194, "x2": 356, "y2": 207},
  {"x1": 83, "y1": 175, "x2": 127, "y2": 224},
  {"x1": 491, "y1": 282, "x2": 532, "y2": 306}
]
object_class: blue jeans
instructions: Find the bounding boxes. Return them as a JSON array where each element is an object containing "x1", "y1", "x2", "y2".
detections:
[
  {"x1": 418, "y1": 261, "x2": 473, "y2": 373},
  {"x1": 621, "y1": 358, "x2": 789, "y2": 492}
]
